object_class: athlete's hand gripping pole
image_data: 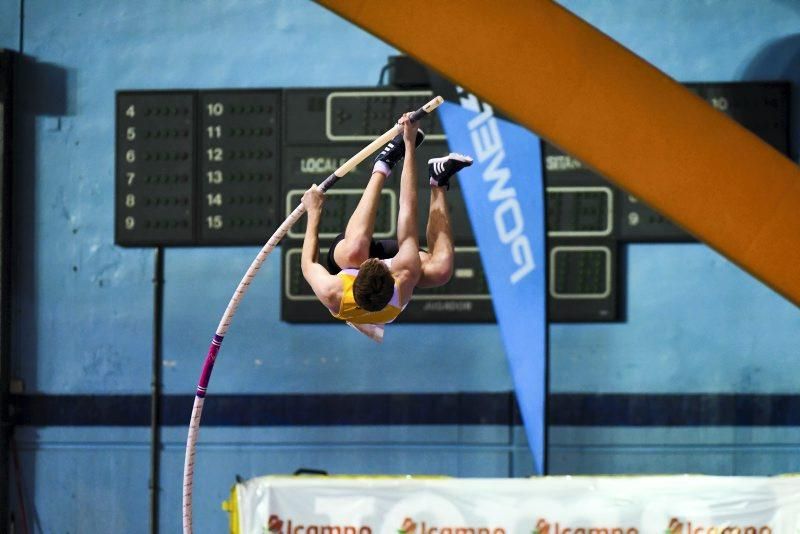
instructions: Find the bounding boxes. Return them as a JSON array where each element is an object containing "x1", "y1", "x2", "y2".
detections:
[{"x1": 182, "y1": 95, "x2": 443, "y2": 534}]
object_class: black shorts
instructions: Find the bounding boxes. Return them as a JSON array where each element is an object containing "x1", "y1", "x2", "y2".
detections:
[{"x1": 326, "y1": 233, "x2": 399, "y2": 275}]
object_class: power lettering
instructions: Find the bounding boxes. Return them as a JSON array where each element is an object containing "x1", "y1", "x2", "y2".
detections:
[{"x1": 459, "y1": 91, "x2": 535, "y2": 284}]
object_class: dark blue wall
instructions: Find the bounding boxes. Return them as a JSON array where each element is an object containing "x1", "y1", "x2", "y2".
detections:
[{"x1": 4, "y1": 0, "x2": 800, "y2": 532}]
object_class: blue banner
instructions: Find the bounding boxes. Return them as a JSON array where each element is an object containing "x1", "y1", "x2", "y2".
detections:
[{"x1": 437, "y1": 92, "x2": 547, "y2": 473}]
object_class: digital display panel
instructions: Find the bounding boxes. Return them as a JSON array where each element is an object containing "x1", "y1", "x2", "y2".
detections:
[
  {"x1": 547, "y1": 187, "x2": 613, "y2": 236},
  {"x1": 285, "y1": 189, "x2": 396, "y2": 240},
  {"x1": 548, "y1": 239, "x2": 618, "y2": 322},
  {"x1": 326, "y1": 90, "x2": 446, "y2": 141},
  {"x1": 550, "y1": 246, "x2": 611, "y2": 299}
]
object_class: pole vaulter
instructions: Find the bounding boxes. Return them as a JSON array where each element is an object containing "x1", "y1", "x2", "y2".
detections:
[
  {"x1": 316, "y1": 0, "x2": 800, "y2": 307},
  {"x1": 181, "y1": 96, "x2": 443, "y2": 534}
]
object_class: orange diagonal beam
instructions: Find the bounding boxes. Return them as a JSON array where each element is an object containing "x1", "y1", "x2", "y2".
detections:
[{"x1": 317, "y1": 0, "x2": 800, "y2": 306}]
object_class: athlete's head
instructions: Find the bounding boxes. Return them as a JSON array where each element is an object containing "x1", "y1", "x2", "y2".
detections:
[{"x1": 353, "y1": 258, "x2": 394, "y2": 311}]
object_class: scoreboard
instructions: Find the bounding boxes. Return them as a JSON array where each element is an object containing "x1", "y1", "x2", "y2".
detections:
[{"x1": 115, "y1": 82, "x2": 790, "y2": 323}]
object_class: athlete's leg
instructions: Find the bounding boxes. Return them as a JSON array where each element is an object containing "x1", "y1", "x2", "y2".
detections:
[
  {"x1": 417, "y1": 186, "x2": 454, "y2": 288},
  {"x1": 332, "y1": 170, "x2": 388, "y2": 268},
  {"x1": 417, "y1": 153, "x2": 474, "y2": 288},
  {"x1": 333, "y1": 129, "x2": 425, "y2": 269}
]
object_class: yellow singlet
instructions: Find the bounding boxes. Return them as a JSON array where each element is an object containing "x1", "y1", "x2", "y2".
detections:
[{"x1": 330, "y1": 261, "x2": 405, "y2": 325}]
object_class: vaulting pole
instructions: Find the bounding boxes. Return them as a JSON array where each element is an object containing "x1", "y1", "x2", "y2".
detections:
[{"x1": 182, "y1": 96, "x2": 443, "y2": 534}]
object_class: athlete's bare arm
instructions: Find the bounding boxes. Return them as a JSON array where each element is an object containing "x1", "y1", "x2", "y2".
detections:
[{"x1": 300, "y1": 185, "x2": 342, "y2": 312}]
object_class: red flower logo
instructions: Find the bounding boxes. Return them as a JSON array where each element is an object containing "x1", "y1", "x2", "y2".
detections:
[
  {"x1": 268, "y1": 514, "x2": 284, "y2": 533},
  {"x1": 399, "y1": 517, "x2": 417, "y2": 534},
  {"x1": 534, "y1": 519, "x2": 550, "y2": 534}
]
